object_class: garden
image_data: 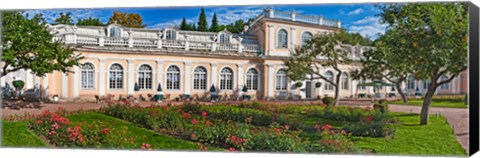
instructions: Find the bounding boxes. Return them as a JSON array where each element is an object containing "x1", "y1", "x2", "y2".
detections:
[
  {"x1": 387, "y1": 95, "x2": 468, "y2": 108},
  {"x1": 1, "y1": 101, "x2": 466, "y2": 156}
]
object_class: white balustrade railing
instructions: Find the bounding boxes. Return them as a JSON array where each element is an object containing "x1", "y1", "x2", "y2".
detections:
[
  {"x1": 76, "y1": 35, "x2": 98, "y2": 45},
  {"x1": 267, "y1": 9, "x2": 341, "y2": 28},
  {"x1": 217, "y1": 43, "x2": 238, "y2": 51},
  {"x1": 243, "y1": 44, "x2": 261, "y2": 52},
  {"x1": 163, "y1": 40, "x2": 185, "y2": 48},
  {"x1": 189, "y1": 41, "x2": 212, "y2": 50},
  {"x1": 133, "y1": 38, "x2": 157, "y2": 48},
  {"x1": 104, "y1": 37, "x2": 128, "y2": 46},
  {"x1": 296, "y1": 14, "x2": 319, "y2": 24},
  {"x1": 273, "y1": 10, "x2": 292, "y2": 20},
  {"x1": 56, "y1": 34, "x2": 261, "y2": 53}
]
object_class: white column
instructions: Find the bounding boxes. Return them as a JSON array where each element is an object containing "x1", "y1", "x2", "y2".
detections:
[
  {"x1": 268, "y1": 24, "x2": 275, "y2": 55},
  {"x1": 99, "y1": 58, "x2": 106, "y2": 96},
  {"x1": 156, "y1": 60, "x2": 163, "y2": 88},
  {"x1": 351, "y1": 80, "x2": 357, "y2": 97},
  {"x1": 127, "y1": 59, "x2": 135, "y2": 96},
  {"x1": 43, "y1": 74, "x2": 49, "y2": 98},
  {"x1": 184, "y1": 62, "x2": 191, "y2": 95},
  {"x1": 25, "y1": 69, "x2": 33, "y2": 89},
  {"x1": 237, "y1": 64, "x2": 244, "y2": 91},
  {"x1": 61, "y1": 73, "x2": 68, "y2": 98},
  {"x1": 267, "y1": 64, "x2": 275, "y2": 97},
  {"x1": 211, "y1": 63, "x2": 217, "y2": 87},
  {"x1": 290, "y1": 27, "x2": 297, "y2": 48},
  {"x1": 451, "y1": 77, "x2": 457, "y2": 94},
  {"x1": 73, "y1": 66, "x2": 80, "y2": 98}
]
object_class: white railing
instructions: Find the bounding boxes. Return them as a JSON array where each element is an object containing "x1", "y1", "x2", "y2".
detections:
[
  {"x1": 189, "y1": 41, "x2": 212, "y2": 51},
  {"x1": 77, "y1": 35, "x2": 98, "y2": 45},
  {"x1": 163, "y1": 40, "x2": 185, "y2": 48},
  {"x1": 104, "y1": 37, "x2": 128, "y2": 47},
  {"x1": 133, "y1": 38, "x2": 157, "y2": 48},
  {"x1": 217, "y1": 43, "x2": 238, "y2": 51},
  {"x1": 243, "y1": 44, "x2": 261, "y2": 52},
  {"x1": 273, "y1": 10, "x2": 291, "y2": 20},
  {"x1": 266, "y1": 9, "x2": 340, "y2": 28},
  {"x1": 296, "y1": 14, "x2": 319, "y2": 24},
  {"x1": 56, "y1": 34, "x2": 262, "y2": 53}
]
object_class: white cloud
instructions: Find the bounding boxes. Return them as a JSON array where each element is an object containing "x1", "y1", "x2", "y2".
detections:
[
  {"x1": 24, "y1": 9, "x2": 109, "y2": 24},
  {"x1": 348, "y1": 16, "x2": 387, "y2": 40},
  {"x1": 346, "y1": 8, "x2": 364, "y2": 15},
  {"x1": 149, "y1": 7, "x2": 266, "y2": 29}
]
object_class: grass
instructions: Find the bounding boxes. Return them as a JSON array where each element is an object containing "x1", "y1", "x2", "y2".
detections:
[
  {"x1": 66, "y1": 112, "x2": 223, "y2": 151},
  {"x1": 351, "y1": 112, "x2": 466, "y2": 156},
  {"x1": 1, "y1": 121, "x2": 47, "y2": 147},
  {"x1": 388, "y1": 99, "x2": 467, "y2": 108}
]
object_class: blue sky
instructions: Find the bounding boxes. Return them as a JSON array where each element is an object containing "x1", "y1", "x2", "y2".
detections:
[{"x1": 25, "y1": 3, "x2": 387, "y2": 39}]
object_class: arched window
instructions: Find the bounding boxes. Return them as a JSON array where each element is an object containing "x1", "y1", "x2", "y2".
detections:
[
  {"x1": 109, "y1": 64, "x2": 123, "y2": 89},
  {"x1": 407, "y1": 75, "x2": 415, "y2": 89},
  {"x1": 165, "y1": 30, "x2": 176, "y2": 40},
  {"x1": 81, "y1": 62, "x2": 95, "y2": 89},
  {"x1": 219, "y1": 33, "x2": 230, "y2": 44},
  {"x1": 193, "y1": 66, "x2": 207, "y2": 90},
  {"x1": 341, "y1": 72, "x2": 349, "y2": 90},
  {"x1": 166, "y1": 65, "x2": 180, "y2": 90},
  {"x1": 109, "y1": 26, "x2": 121, "y2": 37},
  {"x1": 358, "y1": 78, "x2": 366, "y2": 90},
  {"x1": 440, "y1": 76, "x2": 450, "y2": 89},
  {"x1": 220, "y1": 67, "x2": 234, "y2": 90},
  {"x1": 301, "y1": 32, "x2": 313, "y2": 46},
  {"x1": 277, "y1": 29, "x2": 288, "y2": 48},
  {"x1": 324, "y1": 71, "x2": 334, "y2": 90},
  {"x1": 276, "y1": 69, "x2": 288, "y2": 91},
  {"x1": 138, "y1": 64, "x2": 152, "y2": 89},
  {"x1": 246, "y1": 68, "x2": 258, "y2": 90},
  {"x1": 423, "y1": 80, "x2": 431, "y2": 89}
]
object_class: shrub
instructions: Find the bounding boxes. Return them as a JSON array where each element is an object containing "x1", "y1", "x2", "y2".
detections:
[
  {"x1": 322, "y1": 97, "x2": 335, "y2": 106},
  {"x1": 373, "y1": 100, "x2": 389, "y2": 113}
]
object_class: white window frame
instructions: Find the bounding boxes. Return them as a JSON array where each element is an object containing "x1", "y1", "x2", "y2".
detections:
[
  {"x1": 341, "y1": 72, "x2": 349, "y2": 90},
  {"x1": 275, "y1": 69, "x2": 288, "y2": 91},
  {"x1": 193, "y1": 66, "x2": 207, "y2": 90},
  {"x1": 166, "y1": 65, "x2": 181, "y2": 90},
  {"x1": 277, "y1": 29, "x2": 288, "y2": 48},
  {"x1": 246, "y1": 68, "x2": 258, "y2": 90},
  {"x1": 109, "y1": 63, "x2": 124, "y2": 89},
  {"x1": 81, "y1": 62, "x2": 95, "y2": 89},
  {"x1": 138, "y1": 64, "x2": 153, "y2": 89},
  {"x1": 220, "y1": 67, "x2": 234, "y2": 90},
  {"x1": 324, "y1": 71, "x2": 334, "y2": 90}
]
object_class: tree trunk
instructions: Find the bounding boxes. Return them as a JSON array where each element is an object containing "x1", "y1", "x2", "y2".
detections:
[
  {"x1": 395, "y1": 82, "x2": 408, "y2": 103},
  {"x1": 334, "y1": 85, "x2": 340, "y2": 106},
  {"x1": 420, "y1": 85, "x2": 436, "y2": 125},
  {"x1": 333, "y1": 71, "x2": 342, "y2": 106}
]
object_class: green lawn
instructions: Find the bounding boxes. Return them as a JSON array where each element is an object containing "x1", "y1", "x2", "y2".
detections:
[
  {"x1": 1, "y1": 121, "x2": 47, "y2": 147},
  {"x1": 351, "y1": 113, "x2": 466, "y2": 156},
  {"x1": 388, "y1": 99, "x2": 467, "y2": 108},
  {"x1": 67, "y1": 112, "x2": 222, "y2": 151}
]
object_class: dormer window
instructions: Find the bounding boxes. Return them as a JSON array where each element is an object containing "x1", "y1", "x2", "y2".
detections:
[
  {"x1": 165, "y1": 29, "x2": 176, "y2": 40},
  {"x1": 219, "y1": 33, "x2": 230, "y2": 44},
  {"x1": 109, "y1": 26, "x2": 122, "y2": 37}
]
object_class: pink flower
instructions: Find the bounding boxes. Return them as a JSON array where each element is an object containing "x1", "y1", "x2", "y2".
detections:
[
  {"x1": 182, "y1": 112, "x2": 191, "y2": 119},
  {"x1": 201, "y1": 111, "x2": 208, "y2": 118},
  {"x1": 284, "y1": 125, "x2": 290, "y2": 130},
  {"x1": 101, "y1": 128, "x2": 110, "y2": 134},
  {"x1": 274, "y1": 128, "x2": 281, "y2": 135},
  {"x1": 321, "y1": 124, "x2": 332, "y2": 131},
  {"x1": 228, "y1": 148, "x2": 236, "y2": 152},
  {"x1": 330, "y1": 130, "x2": 336, "y2": 135},
  {"x1": 141, "y1": 143, "x2": 151, "y2": 150},
  {"x1": 191, "y1": 134, "x2": 196, "y2": 139},
  {"x1": 340, "y1": 130, "x2": 347, "y2": 135},
  {"x1": 191, "y1": 119, "x2": 199, "y2": 125}
]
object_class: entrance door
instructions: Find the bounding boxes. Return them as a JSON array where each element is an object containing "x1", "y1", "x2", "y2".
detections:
[{"x1": 305, "y1": 81, "x2": 312, "y2": 99}]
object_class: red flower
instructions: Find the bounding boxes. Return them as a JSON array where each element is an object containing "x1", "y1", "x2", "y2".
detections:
[
  {"x1": 182, "y1": 112, "x2": 191, "y2": 119},
  {"x1": 101, "y1": 128, "x2": 111, "y2": 134},
  {"x1": 274, "y1": 128, "x2": 281, "y2": 135},
  {"x1": 284, "y1": 125, "x2": 290, "y2": 130},
  {"x1": 330, "y1": 130, "x2": 336, "y2": 135},
  {"x1": 365, "y1": 115, "x2": 374, "y2": 123},
  {"x1": 340, "y1": 130, "x2": 347, "y2": 135},
  {"x1": 321, "y1": 124, "x2": 332, "y2": 131},
  {"x1": 141, "y1": 143, "x2": 151, "y2": 150},
  {"x1": 191, "y1": 134, "x2": 196, "y2": 139},
  {"x1": 314, "y1": 124, "x2": 321, "y2": 130},
  {"x1": 205, "y1": 120, "x2": 213, "y2": 126},
  {"x1": 198, "y1": 145, "x2": 207, "y2": 151},
  {"x1": 201, "y1": 111, "x2": 207, "y2": 118},
  {"x1": 191, "y1": 119, "x2": 199, "y2": 125},
  {"x1": 35, "y1": 119, "x2": 43, "y2": 125},
  {"x1": 228, "y1": 147, "x2": 236, "y2": 152}
]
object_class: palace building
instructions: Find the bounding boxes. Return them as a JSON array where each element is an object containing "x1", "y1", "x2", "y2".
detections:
[{"x1": 0, "y1": 8, "x2": 468, "y2": 102}]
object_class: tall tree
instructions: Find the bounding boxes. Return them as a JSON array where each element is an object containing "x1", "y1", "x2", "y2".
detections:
[
  {"x1": 210, "y1": 12, "x2": 219, "y2": 32},
  {"x1": 197, "y1": 8, "x2": 208, "y2": 31},
  {"x1": 1, "y1": 11, "x2": 82, "y2": 77},
  {"x1": 54, "y1": 12, "x2": 73, "y2": 25},
  {"x1": 76, "y1": 17, "x2": 104, "y2": 26},
  {"x1": 191, "y1": 23, "x2": 197, "y2": 31},
  {"x1": 378, "y1": 3, "x2": 468, "y2": 125},
  {"x1": 351, "y1": 29, "x2": 412, "y2": 103},
  {"x1": 107, "y1": 11, "x2": 146, "y2": 28},
  {"x1": 285, "y1": 30, "x2": 357, "y2": 106},
  {"x1": 180, "y1": 17, "x2": 188, "y2": 30}
]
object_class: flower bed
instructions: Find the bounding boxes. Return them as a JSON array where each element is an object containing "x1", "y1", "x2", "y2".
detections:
[
  {"x1": 28, "y1": 108, "x2": 205, "y2": 150},
  {"x1": 100, "y1": 104, "x2": 357, "y2": 153}
]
